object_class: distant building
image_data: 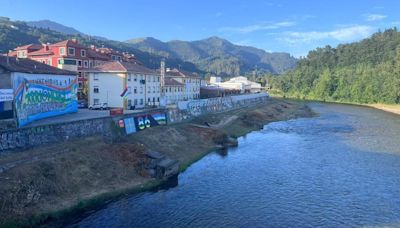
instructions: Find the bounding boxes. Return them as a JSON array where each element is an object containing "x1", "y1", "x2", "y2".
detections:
[
  {"x1": 211, "y1": 76, "x2": 262, "y2": 93},
  {"x1": 87, "y1": 61, "x2": 161, "y2": 109},
  {"x1": 200, "y1": 85, "x2": 240, "y2": 99},
  {"x1": 162, "y1": 77, "x2": 185, "y2": 105},
  {"x1": 0, "y1": 56, "x2": 77, "y2": 127},
  {"x1": 164, "y1": 68, "x2": 201, "y2": 100}
]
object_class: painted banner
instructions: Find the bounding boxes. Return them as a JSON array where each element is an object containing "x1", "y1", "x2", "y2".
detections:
[
  {"x1": 124, "y1": 117, "x2": 136, "y2": 134},
  {"x1": 0, "y1": 89, "x2": 13, "y2": 102},
  {"x1": 134, "y1": 112, "x2": 166, "y2": 131},
  {"x1": 12, "y1": 72, "x2": 78, "y2": 127}
]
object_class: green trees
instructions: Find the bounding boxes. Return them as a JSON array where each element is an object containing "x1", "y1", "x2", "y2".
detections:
[{"x1": 274, "y1": 28, "x2": 400, "y2": 104}]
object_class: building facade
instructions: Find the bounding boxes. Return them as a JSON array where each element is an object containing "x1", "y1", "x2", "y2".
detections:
[{"x1": 87, "y1": 61, "x2": 161, "y2": 109}]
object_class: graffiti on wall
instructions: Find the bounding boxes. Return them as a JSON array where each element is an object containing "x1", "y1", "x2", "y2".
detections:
[
  {"x1": 178, "y1": 93, "x2": 269, "y2": 117},
  {"x1": 134, "y1": 112, "x2": 166, "y2": 131},
  {"x1": 185, "y1": 96, "x2": 234, "y2": 116},
  {"x1": 13, "y1": 72, "x2": 78, "y2": 127}
]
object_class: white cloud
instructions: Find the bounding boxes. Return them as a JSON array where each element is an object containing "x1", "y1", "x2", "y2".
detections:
[
  {"x1": 219, "y1": 21, "x2": 296, "y2": 34},
  {"x1": 280, "y1": 25, "x2": 375, "y2": 45},
  {"x1": 364, "y1": 14, "x2": 387, "y2": 21}
]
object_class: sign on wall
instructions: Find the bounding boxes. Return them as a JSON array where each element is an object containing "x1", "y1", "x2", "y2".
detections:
[
  {"x1": 124, "y1": 117, "x2": 136, "y2": 134},
  {"x1": 134, "y1": 112, "x2": 166, "y2": 131},
  {"x1": 12, "y1": 72, "x2": 78, "y2": 127},
  {"x1": 0, "y1": 89, "x2": 13, "y2": 102}
]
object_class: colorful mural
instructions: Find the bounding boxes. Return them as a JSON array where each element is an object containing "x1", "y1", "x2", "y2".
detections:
[
  {"x1": 12, "y1": 72, "x2": 78, "y2": 127},
  {"x1": 133, "y1": 112, "x2": 166, "y2": 131}
]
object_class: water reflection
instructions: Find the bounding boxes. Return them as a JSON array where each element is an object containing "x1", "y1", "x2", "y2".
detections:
[{"x1": 71, "y1": 103, "x2": 400, "y2": 228}]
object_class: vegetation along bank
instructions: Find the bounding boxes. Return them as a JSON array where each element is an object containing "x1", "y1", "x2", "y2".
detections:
[{"x1": 0, "y1": 98, "x2": 313, "y2": 227}]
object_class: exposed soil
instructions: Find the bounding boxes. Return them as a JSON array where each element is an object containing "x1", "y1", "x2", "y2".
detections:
[{"x1": 0, "y1": 98, "x2": 314, "y2": 227}]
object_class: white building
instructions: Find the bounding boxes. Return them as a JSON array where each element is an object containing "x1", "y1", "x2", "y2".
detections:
[
  {"x1": 164, "y1": 68, "x2": 201, "y2": 100},
  {"x1": 87, "y1": 61, "x2": 161, "y2": 109},
  {"x1": 211, "y1": 76, "x2": 262, "y2": 93},
  {"x1": 162, "y1": 77, "x2": 185, "y2": 105}
]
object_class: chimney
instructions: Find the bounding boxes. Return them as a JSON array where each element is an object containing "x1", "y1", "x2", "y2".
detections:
[
  {"x1": 90, "y1": 45, "x2": 96, "y2": 50},
  {"x1": 43, "y1": 43, "x2": 49, "y2": 51},
  {"x1": 160, "y1": 59, "x2": 165, "y2": 89},
  {"x1": 71, "y1": 38, "x2": 77, "y2": 43}
]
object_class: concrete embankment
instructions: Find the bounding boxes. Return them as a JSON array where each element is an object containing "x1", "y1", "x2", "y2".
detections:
[{"x1": 0, "y1": 98, "x2": 313, "y2": 227}]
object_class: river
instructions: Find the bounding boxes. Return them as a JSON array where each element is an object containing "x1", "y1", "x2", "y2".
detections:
[{"x1": 70, "y1": 102, "x2": 400, "y2": 227}]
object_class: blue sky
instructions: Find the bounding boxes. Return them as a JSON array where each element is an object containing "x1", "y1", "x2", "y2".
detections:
[{"x1": 1, "y1": 0, "x2": 399, "y2": 57}]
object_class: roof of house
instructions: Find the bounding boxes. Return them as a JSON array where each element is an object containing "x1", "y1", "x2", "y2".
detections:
[
  {"x1": 90, "y1": 61, "x2": 157, "y2": 74},
  {"x1": 87, "y1": 49, "x2": 109, "y2": 61},
  {"x1": 51, "y1": 39, "x2": 87, "y2": 49},
  {"x1": 165, "y1": 77, "x2": 184, "y2": 86},
  {"x1": 14, "y1": 44, "x2": 43, "y2": 51},
  {"x1": 28, "y1": 48, "x2": 54, "y2": 56},
  {"x1": 164, "y1": 68, "x2": 200, "y2": 78},
  {"x1": 0, "y1": 56, "x2": 75, "y2": 75}
]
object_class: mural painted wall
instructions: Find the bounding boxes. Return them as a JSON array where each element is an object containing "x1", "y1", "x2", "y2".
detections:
[
  {"x1": 12, "y1": 72, "x2": 78, "y2": 127},
  {"x1": 120, "y1": 112, "x2": 167, "y2": 134}
]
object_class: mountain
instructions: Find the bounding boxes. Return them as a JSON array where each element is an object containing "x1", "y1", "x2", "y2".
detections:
[
  {"x1": 0, "y1": 17, "x2": 198, "y2": 73},
  {"x1": 126, "y1": 36, "x2": 297, "y2": 76},
  {"x1": 274, "y1": 28, "x2": 400, "y2": 104},
  {"x1": 27, "y1": 19, "x2": 83, "y2": 35}
]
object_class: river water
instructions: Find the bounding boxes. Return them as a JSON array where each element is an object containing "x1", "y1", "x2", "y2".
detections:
[{"x1": 71, "y1": 103, "x2": 400, "y2": 227}]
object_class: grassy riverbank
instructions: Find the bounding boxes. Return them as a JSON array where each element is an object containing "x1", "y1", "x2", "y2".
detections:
[
  {"x1": 0, "y1": 98, "x2": 313, "y2": 227},
  {"x1": 270, "y1": 93, "x2": 400, "y2": 116}
]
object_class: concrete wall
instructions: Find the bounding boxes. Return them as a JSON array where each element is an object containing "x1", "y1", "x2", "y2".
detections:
[
  {"x1": 168, "y1": 92, "x2": 269, "y2": 123},
  {"x1": 0, "y1": 93, "x2": 268, "y2": 153}
]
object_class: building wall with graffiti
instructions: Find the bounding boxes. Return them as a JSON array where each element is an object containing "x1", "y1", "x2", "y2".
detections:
[
  {"x1": 12, "y1": 72, "x2": 78, "y2": 127},
  {"x1": 169, "y1": 92, "x2": 269, "y2": 122},
  {"x1": 120, "y1": 111, "x2": 167, "y2": 135}
]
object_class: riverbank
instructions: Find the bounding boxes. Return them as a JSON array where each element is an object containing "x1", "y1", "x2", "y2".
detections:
[
  {"x1": 270, "y1": 93, "x2": 400, "y2": 116},
  {"x1": 0, "y1": 98, "x2": 313, "y2": 227}
]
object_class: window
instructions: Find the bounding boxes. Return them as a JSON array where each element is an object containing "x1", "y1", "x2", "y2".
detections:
[
  {"x1": 134, "y1": 87, "x2": 137, "y2": 94},
  {"x1": 140, "y1": 87, "x2": 143, "y2": 94},
  {"x1": 78, "y1": 72, "x2": 82, "y2": 78},
  {"x1": 157, "y1": 76, "x2": 160, "y2": 82},
  {"x1": 140, "y1": 99, "x2": 143, "y2": 105},
  {"x1": 134, "y1": 75, "x2": 137, "y2": 81},
  {"x1": 78, "y1": 60, "x2": 82, "y2": 67},
  {"x1": 68, "y1": 47, "x2": 75, "y2": 56},
  {"x1": 157, "y1": 97, "x2": 160, "y2": 102},
  {"x1": 47, "y1": 59, "x2": 51, "y2": 65},
  {"x1": 93, "y1": 74, "x2": 99, "y2": 81},
  {"x1": 94, "y1": 99, "x2": 100, "y2": 105},
  {"x1": 128, "y1": 99, "x2": 132, "y2": 107},
  {"x1": 84, "y1": 60, "x2": 88, "y2": 68},
  {"x1": 134, "y1": 99, "x2": 138, "y2": 105},
  {"x1": 58, "y1": 59, "x2": 77, "y2": 65},
  {"x1": 128, "y1": 75, "x2": 131, "y2": 81},
  {"x1": 148, "y1": 87, "x2": 150, "y2": 93},
  {"x1": 60, "y1": 47, "x2": 65, "y2": 55},
  {"x1": 78, "y1": 82, "x2": 83, "y2": 89},
  {"x1": 93, "y1": 86, "x2": 99, "y2": 93},
  {"x1": 153, "y1": 97, "x2": 155, "y2": 102},
  {"x1": 81, "y1": 49, "x2": 86, "y2": 57},
  {"x1": 148, "y1": 98, "x2": 150, "y2": 102}
]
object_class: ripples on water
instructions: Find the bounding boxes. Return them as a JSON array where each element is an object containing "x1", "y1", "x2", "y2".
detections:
[{"x1": 71, "y1": 103, "x2": 400, "y2": 228}]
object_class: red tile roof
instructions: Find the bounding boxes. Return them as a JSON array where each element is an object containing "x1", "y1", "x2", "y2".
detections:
[
  {"x1": 15, "y1": 44, "x2": 43, "y2": 51},
  {"x1": 0, "y1": 56, "x2": 75, "y2": 75},
  {"x1": 165, "y1": 77, "x2": 184, "y2": 86},
  {"x1": 28, "y1": 49, "x2": 54, "y2": 56},
  {"x1": 51, "y1": 39, "x2": 87, "y2": 49},
  {"x1": 90, "y1": 61, "x2": 157, "y2": 74}
]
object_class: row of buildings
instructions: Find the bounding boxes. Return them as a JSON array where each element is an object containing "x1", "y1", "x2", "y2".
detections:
[
  {"x1": 7, "y1": 39, "x2": 203, "y2": 109},
  {"x1": 1, "y1": 39, "x2": 263, "y2": 127}
]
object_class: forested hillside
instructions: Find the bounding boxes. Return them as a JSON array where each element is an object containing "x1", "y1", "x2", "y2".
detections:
[
  {"x1": 274, "y1": 28, "x2": 400, "y2": 104},
  {"x1": 0, "y1": 17, "x2": 198, "y2": 72},
  {"x1": 127, "y1": 36, "x2": 297, "y2": 76}
]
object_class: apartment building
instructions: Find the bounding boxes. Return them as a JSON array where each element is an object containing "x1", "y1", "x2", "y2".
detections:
[{"x1": 87, "y1": 61, "x2": 161, "y2": 109}]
